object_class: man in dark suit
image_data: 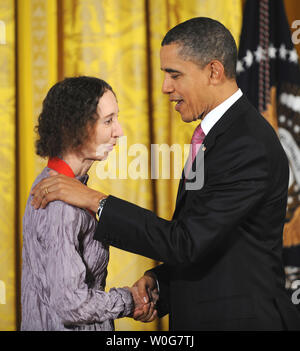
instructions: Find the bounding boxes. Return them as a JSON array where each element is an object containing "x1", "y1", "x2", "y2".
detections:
[{"x1": 31, "y1": 17, "x2": 300, "y2": 330}]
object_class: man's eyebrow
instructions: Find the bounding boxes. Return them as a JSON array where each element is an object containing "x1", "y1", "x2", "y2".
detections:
[{"x1": 161, "y1": 68, "x2": 182, "y2": 74}]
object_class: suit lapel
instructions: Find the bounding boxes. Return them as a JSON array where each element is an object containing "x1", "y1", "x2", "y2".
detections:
[
  {"x1": 174, "y1": 95, "x2": 250, "y2": 210},
  {"x1": 199, "y1": 95, "x2": 250, "y2": 157},
  {"x1": 174, "y1": 170, "x2": 185, "y2": 205}
]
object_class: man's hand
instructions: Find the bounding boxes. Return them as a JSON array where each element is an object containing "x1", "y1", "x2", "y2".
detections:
[
  {"x1": 31, "y1": 170, "x2": 105, "y2": 212},
  {"x1": 131, "y1": 274, "x2": 159, "y2": 322},
  {"x1": 128, "y1": 286, "x2": 157, "y2": 323}
]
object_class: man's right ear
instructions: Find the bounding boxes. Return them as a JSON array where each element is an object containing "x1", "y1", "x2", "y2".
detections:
[{"x1": 209, "y1": 60, "x2": 225, "y2": 83}]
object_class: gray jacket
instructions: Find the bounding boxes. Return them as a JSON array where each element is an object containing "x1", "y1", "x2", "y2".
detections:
[{"x1": 21, "y1": 168, "x2": 133, "y2": 331}]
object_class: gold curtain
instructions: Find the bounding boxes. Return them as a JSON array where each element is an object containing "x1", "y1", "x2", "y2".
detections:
[
  {"x1": 0, "y1": 0, "x2": 16, "y2": 331},
  {"x1": 17, "y1": 0, "x2": 58, "y2": 225},
  {"x1": 0, "y1": 0, "x2": 244, "y2": 332},
  {"x1": 5, "y1": 0, "x2": 299, "y2": 331}
]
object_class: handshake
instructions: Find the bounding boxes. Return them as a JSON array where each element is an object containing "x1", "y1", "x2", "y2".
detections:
[{"x1": 127, "y1": 273, "x2": 159, "y2": 323}]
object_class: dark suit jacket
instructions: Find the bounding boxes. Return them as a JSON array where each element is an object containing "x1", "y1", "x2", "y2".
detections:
[{"x1": 94, "y1": 95, "x2": 300, "y2": 330}]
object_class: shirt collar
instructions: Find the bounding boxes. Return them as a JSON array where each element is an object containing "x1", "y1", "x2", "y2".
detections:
[
  {"x1": 201, "y1": 89, "x2": 243, "y2": 136},
  {"x1": 47, "y1": 157, "x2": 89, "y2": 185}
]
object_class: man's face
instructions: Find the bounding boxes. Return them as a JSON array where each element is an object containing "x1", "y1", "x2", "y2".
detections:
[{"x1": 160, "y1": 43, "x2": 213, "y2": 122}]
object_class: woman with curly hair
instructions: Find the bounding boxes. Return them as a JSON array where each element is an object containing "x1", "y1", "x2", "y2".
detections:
[{"x1": 21, "y1": 76, "x2": 156, "y2": 331}]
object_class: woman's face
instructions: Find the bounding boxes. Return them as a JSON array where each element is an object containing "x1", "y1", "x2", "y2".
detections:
[{"x1": 80, "y1": 90, "x2": 123, "y2": 161}]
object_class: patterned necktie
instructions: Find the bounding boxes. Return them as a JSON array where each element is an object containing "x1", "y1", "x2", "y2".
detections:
[{"x1": 185, "y1": 124, "x2": 206, "y2": 178}]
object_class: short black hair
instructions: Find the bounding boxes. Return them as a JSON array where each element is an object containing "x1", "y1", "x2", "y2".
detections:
[
  {"x1": 35, "y1": 76, "x2": 114, "y2": 158},
  {"x1": 161, "y1": 17, "x2": 237, "y2": 79}
]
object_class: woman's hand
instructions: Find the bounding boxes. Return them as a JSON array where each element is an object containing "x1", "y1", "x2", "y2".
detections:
[{"x1": 31, "y1": 170, "x2": 105, "y2": 212}]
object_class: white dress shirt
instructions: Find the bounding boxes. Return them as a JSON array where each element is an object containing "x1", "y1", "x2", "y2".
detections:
[{"x1": 201, "y1": 88, "x2": 243, "y2": 136}]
